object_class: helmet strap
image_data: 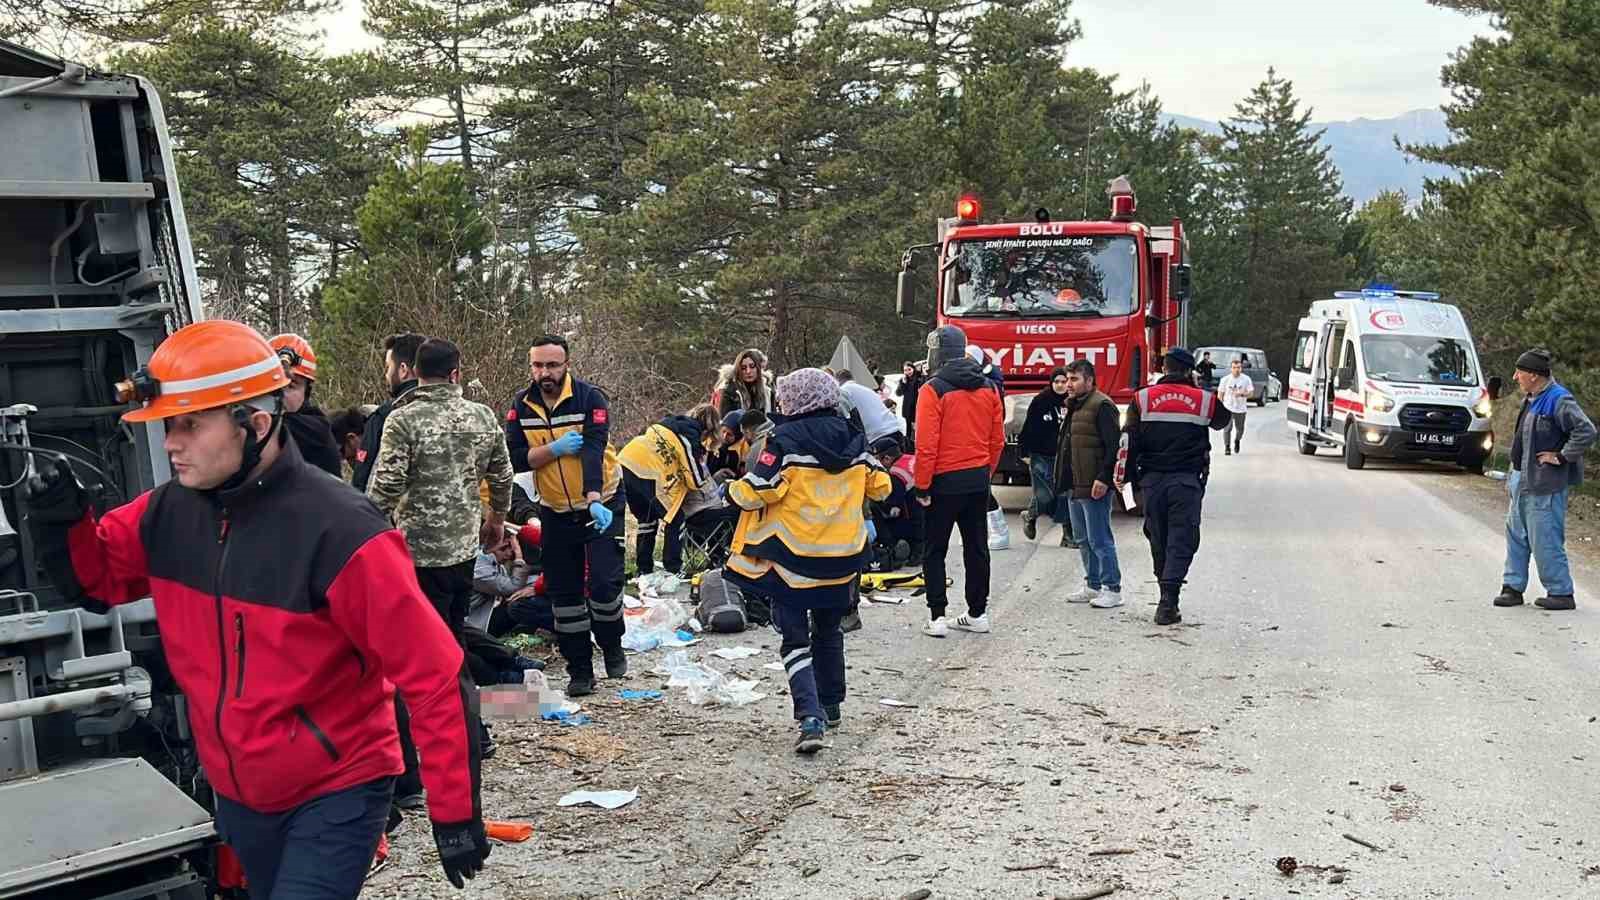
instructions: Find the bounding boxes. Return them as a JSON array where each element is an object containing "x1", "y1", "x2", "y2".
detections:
[{"x1": 214, "y1": 397, "x2": 283, "y2": 493}]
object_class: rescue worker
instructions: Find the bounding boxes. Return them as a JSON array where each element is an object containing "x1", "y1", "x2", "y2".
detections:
[
  {"x1": 352, "y1": 332, "x2": 424, "y2": 492},
  {"x1": 916, "y1": 326, "x2": 1005, "y2": 637},
  {"x1": 618, "y1": 404, "x2": 720, "y2": 589},
  {"x1": 268, "y1": 333, "x2": 343, "y2": 478},
  {"x1": 724, "y1": 367, "x2": 891, "y2": 752},
  {"x1": 21, "y1": 320, "x2": 487, "y2": 896},
  {"x1": 505, "y1": 334, "x2": 626, "y2": 698},
  {"x1": 1119, "y1": 348, "x2": 1231, "y2": 625},
  {"x1": 1495, "y1": 348, "x2": 1597, "y2": 611}
]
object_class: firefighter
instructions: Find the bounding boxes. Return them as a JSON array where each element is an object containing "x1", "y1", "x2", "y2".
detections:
[
  {"x1": 724, "y1": 367, "x2": 892, "y2": 751},
  {"x1": 505, "y1": 334, "x2": 626, "y2": 697},
  {"x1": 22, "y1": 320, "x2": 487, "y2": 895},
  {"x1": 1118, "y1": 347, "x2": 1231, "y2": 625},
  {"x1": 268, "y1": 333, "x2": 343, "y2": 477}
]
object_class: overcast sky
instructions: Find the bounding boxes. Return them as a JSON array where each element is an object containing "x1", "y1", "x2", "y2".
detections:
[
  {"x1": 1067, "y1": 0, "x2": 1495, "y2": 121},
  {"x1": 322, "y1": 0, "x2": 1495, "y2": 123}
]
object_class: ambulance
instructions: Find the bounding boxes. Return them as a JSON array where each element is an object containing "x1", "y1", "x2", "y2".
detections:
[{"x1": 1285, "y1": 286, "x2": 1503, "y2": 471}]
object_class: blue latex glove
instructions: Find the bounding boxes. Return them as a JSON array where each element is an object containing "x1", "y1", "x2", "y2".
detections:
[
  {"x1": 866, "y1": 519, "x2": 877, "y2": 542},
  {"x1": 589, "y1": 501, "x2": 613, "y2": 532},
  {"x1": 549, "y1": 431, "x2": 584, "y2": 457}
]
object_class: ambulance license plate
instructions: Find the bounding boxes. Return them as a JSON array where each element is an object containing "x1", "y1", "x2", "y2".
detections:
[{"x1": 1413, "y1": 432, "x2": 1456, "y2": 447}]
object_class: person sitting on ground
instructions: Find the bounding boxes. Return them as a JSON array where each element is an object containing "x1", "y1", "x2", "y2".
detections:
[
  {"x1": 483, "y1": 522, "x2": 557, "y2": 639},
  {"x1": 739, "y1": 408, "x2": 775, "y2": 474},
  {"x1": 708, "y1": 411, "x2": 746, "y2": 480},
  {"x1": 868, "y1": 435, "x2": 921, "y2": 570}
]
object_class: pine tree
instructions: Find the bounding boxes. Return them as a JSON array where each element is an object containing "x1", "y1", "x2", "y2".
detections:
[{"x1": 1193, "y1": 68, "x2": 1352, "y2": 363}]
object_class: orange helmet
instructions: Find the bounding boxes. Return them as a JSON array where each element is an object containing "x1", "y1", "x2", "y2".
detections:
[
  {"x1": 118, "y1": 320, "x2": 287, "y2": 423},
  {"x1": 269, "y1": 333, "x2": 317, "y2": 382}
]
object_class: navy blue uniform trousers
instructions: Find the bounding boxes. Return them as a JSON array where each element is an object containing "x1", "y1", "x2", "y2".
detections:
[
  {"x1": 214, "y1": 777, "x2": 394, "y2": 900},
  {"x1": 1139, "y1": 471, "x2": 1205, "y2": 588}
]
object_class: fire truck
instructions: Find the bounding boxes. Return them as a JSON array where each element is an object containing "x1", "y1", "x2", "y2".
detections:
[{"x1": 895, "y1": 179, "x2": 1192, "y2": 485}]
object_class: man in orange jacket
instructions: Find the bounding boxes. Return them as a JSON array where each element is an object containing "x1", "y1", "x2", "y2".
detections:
[{"x1": 913, "y1": 325, "x2": 1005, "y2": 638}]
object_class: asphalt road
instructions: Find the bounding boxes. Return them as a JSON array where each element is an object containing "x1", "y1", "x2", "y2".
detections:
[{"x1": 374, "y1": 410, "x2": 1600, "y2": 899}]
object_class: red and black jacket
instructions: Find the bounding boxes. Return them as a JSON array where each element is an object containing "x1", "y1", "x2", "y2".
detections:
[
  {"x1": 49, "y1": 439, "x2": 477, "y2": 820},
  {"x1": 1124, "y1": 375, "x2": 1232, "y2": 479}
]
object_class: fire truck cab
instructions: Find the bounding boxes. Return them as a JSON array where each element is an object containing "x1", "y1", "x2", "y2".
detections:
[
  {"x1": 1286, "y1": 286, "x2": 1501, "y2": 472},
  {"x1": 896, "y1": 182, "x2": 1190, "y2": 485}
]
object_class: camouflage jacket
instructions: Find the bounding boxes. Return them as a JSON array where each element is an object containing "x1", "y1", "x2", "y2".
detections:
[{"x1": 367, "y1": 382, "x2": 514, "y2": 567}]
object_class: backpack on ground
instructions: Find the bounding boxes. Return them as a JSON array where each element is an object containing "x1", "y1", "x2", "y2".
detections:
[{"x1": 696, "y1": 568, "x2": 750, "y2": 633}]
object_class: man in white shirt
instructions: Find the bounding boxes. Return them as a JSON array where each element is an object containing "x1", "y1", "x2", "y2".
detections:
[
  {"x1": 1216, "y1": 357, "x2": 1254, "y2": 455},
  {"x1": 836, "y1": 372, "x2": 904, "y2": 445}
]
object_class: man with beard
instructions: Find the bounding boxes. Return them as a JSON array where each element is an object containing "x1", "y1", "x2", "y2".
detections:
[
  {"x1": 353, "y1": 333, "x2": 425, "y2": 493},
  {"x1": 268, "y1": 334, "x2": 343, "y2": 477},
  {"x1": 505, "y1": 335, "x2": 626, "y2": 698}
]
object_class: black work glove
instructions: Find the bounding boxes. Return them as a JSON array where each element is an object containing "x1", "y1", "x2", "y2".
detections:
[
  {"x1": 433, "y1": 819, "x2": 490, "y2": 888},
  {"x1": 24, "y1": 457, "x2": 90, "y2": 527}
]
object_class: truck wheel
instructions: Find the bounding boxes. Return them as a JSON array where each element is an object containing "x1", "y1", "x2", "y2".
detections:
[
  {"x1": 1255, "y1": 395, "x2": 1266, "y2": 407},
  {"x1": 1343, "y1": 425, "x2": 1366, "y2": 470},
  {"x1": 1297, "y1": 432, "x2": 1316, "y2": 456}
]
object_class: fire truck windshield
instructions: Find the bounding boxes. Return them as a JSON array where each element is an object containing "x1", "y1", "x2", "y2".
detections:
[{"x1": 942, "y1": 235, "x2": 1137, "y2": 318}]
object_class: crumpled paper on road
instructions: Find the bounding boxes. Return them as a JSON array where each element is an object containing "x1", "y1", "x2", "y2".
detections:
[{"x1": 557, "y1": 788, "x2": 638, "y2": 810}]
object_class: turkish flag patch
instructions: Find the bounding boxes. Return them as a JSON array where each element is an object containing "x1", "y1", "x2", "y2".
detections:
[
  {"x1": 506, "y1": 407, "x2": 517, "y2": 422},
  {"x1": 592, "y1": 408, "x2": 608, "y2": 424},
  {"x1": 356, "y1": 449, "x2": 367, "y2": 462},
  {"x1": 758, "y1": 450, "x2": 776, "y2": 467}
]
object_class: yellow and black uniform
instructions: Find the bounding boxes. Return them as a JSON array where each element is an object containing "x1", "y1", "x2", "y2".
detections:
[
  {"x1": 618, "y1": 415, "x2": 709, "y2": 576},
  {"x1": 505, "y1": 375, "x2": 620, "y2": 512},
  {"x1": 725, "y1": 410, "x2": 892, "y2": 606},
  {"x1": 504, "y1": 374, "x2": 624, "y2": 686},
  {"x1": 723, "y1": 406, "x2": 891, "y2": 731}
]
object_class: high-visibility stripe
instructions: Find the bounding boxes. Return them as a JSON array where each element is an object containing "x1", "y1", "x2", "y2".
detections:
[
  {"x1": 161, "y1": 355, "x2": 282, "y2": 394},
  {"x1": 1140, "y1": 411, "x2": 1213, "y2": 425},
  {"x1": 741, "y1": 516, "x2": 866, "y2": 555},
  {"x1": 550, "y1": 413, "x2": 587, "y2": 426},
  {"x1": 519, "y1": 418, "x2": 546, "y2": 428}
]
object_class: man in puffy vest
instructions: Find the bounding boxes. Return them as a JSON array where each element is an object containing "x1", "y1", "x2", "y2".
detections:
[
  {"x1": 1054, "y1": 359, "x2": 1123, "y2": 608},
  {"x1": 23, "y1": 321, "x2": 487, "y2": 896},
  {"x1": 1119, "y1": 348, "x2": 1230, "y2": 625}
]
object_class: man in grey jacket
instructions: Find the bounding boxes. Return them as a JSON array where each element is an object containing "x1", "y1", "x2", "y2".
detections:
[{"x1": 1495, "y1": 348, "x2": 1597, "y2": 611}]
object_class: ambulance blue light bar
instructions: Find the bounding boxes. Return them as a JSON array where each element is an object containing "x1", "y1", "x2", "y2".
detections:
[{"x1": 1333, "y1": 287, "x2": 1441, "y2": 301}]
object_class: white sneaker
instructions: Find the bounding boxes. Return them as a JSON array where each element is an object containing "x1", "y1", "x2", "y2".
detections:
[
  {"x1": 953, "y1": 613, "x2": 991, "y2": 633},
  {"x1": 922, "y1": 616, "x2": 950, "y2": 638},
  {"x1": 986, "y1": 508, "x2": 1010, "y2": 550},
  {"x1": 1064, "y1": 586, "x2": 1099, "y2": 603},
  {"x1": 1090, "y1": 590, "x2": 1124, "y2": 609}
]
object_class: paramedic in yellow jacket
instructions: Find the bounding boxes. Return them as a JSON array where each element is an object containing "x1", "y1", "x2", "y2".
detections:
[
  {"x1": 618, "y1": 404, "x2": 720, "y2": 584},
  {"x1": 504, "y1": 334, "x2": 624, "y2": 698},
  {"x1": 724, "y1": 368, "x2": 891, "y2": 754}
]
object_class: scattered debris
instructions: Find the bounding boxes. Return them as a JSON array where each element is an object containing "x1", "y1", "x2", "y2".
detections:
[
  {"x1": 1342, "y1": 832, "x2": 1384, "y2": 852},
  {"x1": 1275, "y1": 856, "x2": 1298, "y2": 875},
  {"x1": 710, "y1": 646, "x2": 762, "y2": 660},
  {"x1": 486, "y1": 820, "x2": 535, "y2": 842},
  {"x1": 1388, "y1": 783, "x2": 1406, "y2": 793},
  {"x1": 1056, "y1": 887, "x2": 1116, "y2": 900},
  {"x1": 1329, "y1": 873, "x2": 1346, "y2": 884},
  {"x1": 618, "y1": 689, "x2": 663, "y2": 701},
  {"x1": 899, "y1": 890, "x2": 933, "y2": 900},
  {"x1": 557, "y1": 788, "x2": 638, "y2": 810},
  {"x1": 880, "y1": 698, "x2": 918, "y2": 708},
  {"x1": 541, "y1": 710, "x2": 591, "y2": 727},
  {"x1": 1004, "y1": 859, "x2": 1058, "y2": 872},
  {"x1": 1088, "y1": 847, "x2": 1135, "y2": 857}
]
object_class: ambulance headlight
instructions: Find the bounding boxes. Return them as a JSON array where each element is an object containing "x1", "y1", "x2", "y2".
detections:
[
  {"x1": 1364, "y1": 388, "x2": 1395, "y2": 413},
  {"x1": 1473, "y1": 392, "x2": 1492, "y2": 418}
]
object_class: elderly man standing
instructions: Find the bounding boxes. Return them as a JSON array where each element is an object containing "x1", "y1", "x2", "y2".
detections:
[{"x1": 1495, "y1": 348, "x2": 1596, "y2": 611}]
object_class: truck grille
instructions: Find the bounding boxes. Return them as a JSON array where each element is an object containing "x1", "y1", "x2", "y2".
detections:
[{"x1": 1398, "y1": 404, "x2": 1471, "y2": 434}]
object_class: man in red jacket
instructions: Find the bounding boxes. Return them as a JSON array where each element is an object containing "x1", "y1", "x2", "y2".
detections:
[
  {"x1": 914, "y1": 325, "x2": 1005, "y2": 637},
  {"x1": 23, "y1": 320, "x2": 487, "y2": 898}
]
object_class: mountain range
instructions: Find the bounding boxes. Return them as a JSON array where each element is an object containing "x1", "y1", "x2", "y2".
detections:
[{"x1": 1163, "y1": 109, "x2": 1456, "y2": 206}]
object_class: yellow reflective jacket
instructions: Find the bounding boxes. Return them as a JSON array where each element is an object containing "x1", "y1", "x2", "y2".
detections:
[
  {"x1": 617, "y1": 416, "x2": 710, "y2": 523},
  {"x1": 505, "y1": 375, "x2": 620, "y2": 513},
  {"x1": 726, "y1": 411, "x2": 891, "y2": 591}
]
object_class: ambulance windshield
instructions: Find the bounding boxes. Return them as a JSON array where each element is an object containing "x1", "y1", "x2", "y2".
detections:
[
  {"x1": 1360, "y1": 335, "x2": 1479, "y2": 386},
  {"x1": 942, "y1": 235, "x2": 1137, "y2": 318}
]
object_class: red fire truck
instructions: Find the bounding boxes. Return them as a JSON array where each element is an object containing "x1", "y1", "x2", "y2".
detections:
[{"x1": 895, "y1": 179, "x2": 1192, "y2": 485}]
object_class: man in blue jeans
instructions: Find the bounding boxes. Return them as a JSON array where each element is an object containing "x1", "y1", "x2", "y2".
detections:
[
  {"x1": 1495, "y1": 348, "x2": 1596, "y2": 611},
  {"x1": 1054, "y1": 359, "x2": 1123, "y2": 607}
]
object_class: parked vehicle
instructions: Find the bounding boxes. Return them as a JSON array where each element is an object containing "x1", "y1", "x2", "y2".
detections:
[
  {"x1": 1194, "y1": 346, "x2": 1271, "y2": 406},
  {"x1": 1266, "y1": 371, "x2": 1282, "y2": 403},
  {"x1": 1285, "y1": 285, "x2": 1501, "y2": 472}
]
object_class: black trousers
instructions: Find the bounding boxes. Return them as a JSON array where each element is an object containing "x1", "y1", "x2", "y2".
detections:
[
  {"x1": 622, "y1": 469, "x2": 684, "y2": 574},
  {"x1": 1140, "y1": 472, "x2": 1205, "y2": 591},
  {"x1": 541, "y1": 497, "x2": 626, "y2": 678},
  {"x1": 397, "y1": 559, "x2": 480, "y2": 800},
  {"x1": 214, "y1": 777, "x2": 393, "y2": 900},
  {"x1": 922, "y1": 490, "x2": 990, "y2": 618}
]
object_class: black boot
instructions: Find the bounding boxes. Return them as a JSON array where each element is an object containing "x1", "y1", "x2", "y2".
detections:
[
  {"x1": 1493, "y1": 585, "x2": 1525, "y2": 607},
  {"x1": 1154, "y1": 584, "x2": 1182, "y2": 626},
  {"x1": 603, "y1": 645, "x2": 629, "y2": 678},
  {"x1": 1536, "y1": 594, "x2": 1576, "y2": 611}
]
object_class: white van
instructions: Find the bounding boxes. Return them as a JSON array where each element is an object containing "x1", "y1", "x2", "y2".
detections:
[{"x1": 1286, "y1": 287, "x2": 1503, "y2": 471}]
